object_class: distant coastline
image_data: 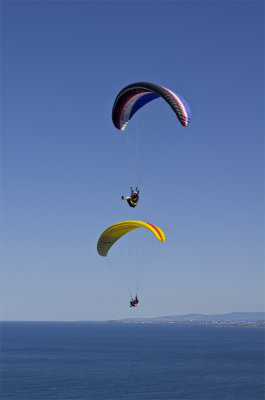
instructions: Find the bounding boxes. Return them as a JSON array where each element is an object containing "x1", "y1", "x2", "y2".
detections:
[
  {"x1": 112, "y1": 320, "x2": 265, "y2": 328},
  {"x1": 1, "y1": 312, "x2": 264, "y2": 327},
  {"x1": 112, "y1": 312, "x2": 265, "y2": 327}
]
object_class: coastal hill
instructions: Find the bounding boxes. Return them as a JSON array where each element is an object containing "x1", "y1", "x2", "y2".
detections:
[{"x1": 117, "y1": 312, "x2": 265, "y2": 326}]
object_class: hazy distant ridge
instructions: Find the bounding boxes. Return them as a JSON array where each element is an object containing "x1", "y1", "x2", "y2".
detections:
[{"x1": 119, "y1": 312, "x2": 265, "y2": 323}]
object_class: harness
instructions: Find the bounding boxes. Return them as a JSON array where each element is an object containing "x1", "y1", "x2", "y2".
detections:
[
  {"x1": 128, "y1": 198, "x2": 138, "y2": 207},
  {"x1": 127, "y1": 199, "x2": 139, "y2": 207}
]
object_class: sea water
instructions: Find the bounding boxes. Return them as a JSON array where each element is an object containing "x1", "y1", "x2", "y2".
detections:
[{"x1": 1, "y1": 322, "x2": 264, "y2": 399}]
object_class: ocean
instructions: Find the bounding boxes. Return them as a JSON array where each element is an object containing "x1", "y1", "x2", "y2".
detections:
[{"x1": 1, "y1": 322, "x2": 264, "y2": 399}]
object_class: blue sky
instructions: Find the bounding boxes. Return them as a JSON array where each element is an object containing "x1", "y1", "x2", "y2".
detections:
[{"x1": 2, "y1": 1, "x2": 264, "y2": 320}]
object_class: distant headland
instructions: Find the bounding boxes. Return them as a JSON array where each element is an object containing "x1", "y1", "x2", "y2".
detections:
[{"x1": 112, "y1": 312, "x2": 265, "y2": 327}]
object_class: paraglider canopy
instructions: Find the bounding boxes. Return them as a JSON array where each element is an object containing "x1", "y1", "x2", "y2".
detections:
[
  {"x1": 112, "y1": 81, "x2": 191, "y2": 130},
  {"x1": 97, "y1": 220, "x2": 165, "y2": 257}
]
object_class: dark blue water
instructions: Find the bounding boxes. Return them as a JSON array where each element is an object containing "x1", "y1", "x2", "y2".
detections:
[{"x1": 1, "y1": 322, "x2": 264, "y2": 399}]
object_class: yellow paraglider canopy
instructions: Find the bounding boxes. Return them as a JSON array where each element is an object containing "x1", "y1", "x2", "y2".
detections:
[{"x1": 97, "y1": 220, "x2": 165, "y2": 257}]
